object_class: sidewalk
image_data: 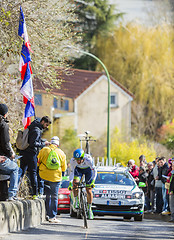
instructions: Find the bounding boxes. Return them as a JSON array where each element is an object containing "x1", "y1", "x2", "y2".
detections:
[{"x1": 144, "y1": 212, "x2": 171, "y2": 222}]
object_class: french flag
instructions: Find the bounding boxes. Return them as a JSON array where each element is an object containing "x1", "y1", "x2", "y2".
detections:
[
  {"x1": 18, "y1": 6, "x2": 35, "y2": 129},
  {"x1": 18, "y1": 6, "x2": 32, "y2": 52},
  {"x1": 19, "y1": 43, "x2": 32, "y2": 80}
]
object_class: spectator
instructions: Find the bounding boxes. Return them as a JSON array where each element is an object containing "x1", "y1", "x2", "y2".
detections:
[
  {"x1": 139, "y1": 166, "x2": 148, "y2": 193},
  {"x1": 147, "y1": 162, "x2": 155, "y2": 212},
  {"x1": 37, "y1": 136, "x2": 67, "y2": 223},
  {"x1": 169, "y1": 158, "x2": 174, "y2": 222},
  {"x1": 18, "y1": 116, "x2": 51, "y2": 199},
  {"x1": 139, "y1": 166, "x2": 149, "y2": 210},
  {"x1": 163, "y1": 158, "x2": 173, "y2": 215},
  {"x1": 128, "y1": 159, "x2": 139, "y2": 183},
  {"x1": 0, "y1": 104, "x2": 19, "y2": 201},
  {"x1": 153, "y1": 157, "x2": 163, "y2": 214},
  {"x1": 158, "y1": 157, "x2": 169, "y2": 214},
  {"x1": 139, "y1": 155, "x2": 147, "y2": 169}
]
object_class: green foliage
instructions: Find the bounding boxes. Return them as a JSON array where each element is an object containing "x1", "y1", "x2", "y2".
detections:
[
  {"x1": 110, "y1": 128, "x2": 156, "y2": 166},
  {"x1": 73, "y1": 0, "x2": 124, "y2": 70},
  {"x1": 61, "y1": 128, "x2": 79, "y2": 162}
]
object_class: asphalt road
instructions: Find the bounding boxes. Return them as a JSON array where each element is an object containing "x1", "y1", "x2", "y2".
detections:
[{"x1": 0, "y1": 214, "x2": 174, "y2": 240}]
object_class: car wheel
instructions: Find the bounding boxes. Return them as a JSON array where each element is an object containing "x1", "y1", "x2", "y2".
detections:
[
  {"x1": 124, "y1": 216, "x2": 131, "y2": 220},
  {"x1": 134, "y1": 215, "x2": 143, "y2": 221},
  {"x1": 70, "y1": 204, "x2": 77, "y2": 218}
]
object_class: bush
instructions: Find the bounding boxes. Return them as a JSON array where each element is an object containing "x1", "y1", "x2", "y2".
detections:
[{"x1": 110, "y1": 128, "x2": 156, "y2": 166}]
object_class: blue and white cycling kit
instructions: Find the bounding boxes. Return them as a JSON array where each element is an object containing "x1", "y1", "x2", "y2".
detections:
[{"x1": 69, "y1": 154, "x2": 97, "y2": 185}]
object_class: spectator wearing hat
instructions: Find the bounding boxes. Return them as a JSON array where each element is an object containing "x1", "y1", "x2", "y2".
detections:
[
  {"x1": 18, "y1": 116, "x2": 51, "y2": 199},
  {"x1": 37, "y1": 136, "x2": 67, "y2": 223},
  {"x1": 0, "y1": 103, "x2": 19, "y2": 201}
]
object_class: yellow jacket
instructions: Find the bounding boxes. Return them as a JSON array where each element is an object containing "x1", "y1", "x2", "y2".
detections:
[{"x1": 37, "y1": 144, "x2": 67, "y2": 182}]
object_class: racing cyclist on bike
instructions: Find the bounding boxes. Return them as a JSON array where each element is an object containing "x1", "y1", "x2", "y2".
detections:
[{"x1": 68, "y1": 148, "x2": 97, "y2": 220}]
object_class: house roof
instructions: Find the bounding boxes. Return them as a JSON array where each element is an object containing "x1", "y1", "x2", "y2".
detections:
[{"x1": 34, "y1": 68, "x2": 133, "y2": 99}]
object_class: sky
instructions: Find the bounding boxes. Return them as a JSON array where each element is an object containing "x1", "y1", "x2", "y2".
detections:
[{"x1": 109, "y1": 0, "x2": 169, "y2": 25}]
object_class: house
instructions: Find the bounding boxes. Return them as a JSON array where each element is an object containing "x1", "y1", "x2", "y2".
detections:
[{"x1": 33, "y1": 68, "x2": 133, "y2": 140}]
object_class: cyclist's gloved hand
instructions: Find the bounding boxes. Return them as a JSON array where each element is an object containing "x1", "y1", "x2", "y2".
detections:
[
  {"x1": 90, "y1": 180, "x2": 95, "y2": 188},
  {"x1": 68, "y1": 182, "x2": 73, "y2": 191},
  {"x1": 86, "y1": 180, "x2": 95, "y2": 188}
]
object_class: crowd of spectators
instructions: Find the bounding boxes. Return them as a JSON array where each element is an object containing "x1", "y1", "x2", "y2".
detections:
[
  {"x1": 128, "y1": 155, "x2": 174, "y2": 222},
  {"x1": 1, "y1": 102, "x2": 174, "y2": 224}
]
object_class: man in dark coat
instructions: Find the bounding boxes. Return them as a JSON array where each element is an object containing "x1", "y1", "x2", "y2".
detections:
[
  {"x1": 18, "y1": 116, "x2": 51, "y2": 199},
  {"x1": 169, "y1": 159, "x2": 174, "y2": 222},
  {"x1": 0, "y1": 103, "x2": 19, "y2": 201},
  {"x1": 158, "y1": 157, "x2": 169, "y2": 213}
]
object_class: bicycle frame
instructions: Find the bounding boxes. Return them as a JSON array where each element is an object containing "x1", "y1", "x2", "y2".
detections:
[{"x1": 75, "y1": 175, "x2": 88, "y2": 228}]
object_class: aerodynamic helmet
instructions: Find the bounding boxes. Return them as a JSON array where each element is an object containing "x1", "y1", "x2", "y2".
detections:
[{"x1": 73, "y1": 149, "x2": 85, "y2": 160}]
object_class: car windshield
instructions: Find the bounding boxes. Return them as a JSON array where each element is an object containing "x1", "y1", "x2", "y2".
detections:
[
  {"x1": 60, "y1": 180, "x2": 69, "y2": 188},
  {"x1": 95, "y1": 171, "x2": 135, "y2": 186}
]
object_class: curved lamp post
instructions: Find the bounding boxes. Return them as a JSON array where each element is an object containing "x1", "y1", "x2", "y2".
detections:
[{"x1": 66, "y1": 46, "x2": 111, "y2": 163}]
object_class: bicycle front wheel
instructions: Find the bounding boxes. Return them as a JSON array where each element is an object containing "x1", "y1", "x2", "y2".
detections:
[{"x1": 80, "y1": 192, "x2": 88, "y2": 228}]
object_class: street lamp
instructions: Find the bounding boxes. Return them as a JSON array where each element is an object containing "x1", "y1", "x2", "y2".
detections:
[
  {"x1": 66, "y1": 46, "x2": 111, "y2": 163},
  {"x1": 50, "y1": 106, "x2": 55, "y2": 136}
]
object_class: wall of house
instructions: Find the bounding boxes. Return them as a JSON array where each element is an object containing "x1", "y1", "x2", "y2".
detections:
[
  {"x1": 34, "y1": 92, "x2": 75, "y2": 139},
  {"x1": 34, "y1": 92, "x2": 74, "y2": 118},
  {"x1": 34, "y1": 77, "x2": 132, "y2": 141},
  {"x1": 76, "y1": 76, "x2": 131, "y2": 139}
]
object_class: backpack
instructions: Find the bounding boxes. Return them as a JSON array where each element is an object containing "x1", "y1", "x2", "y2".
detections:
[
  {"x1": 46, "y1": 147, "x2": 61, "y2": 170},
  {"x1": 16, "y1": 128, "x2": 29, "y2": 150}
]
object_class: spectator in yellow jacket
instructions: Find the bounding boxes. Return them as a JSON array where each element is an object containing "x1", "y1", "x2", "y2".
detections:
[{"x1": 38, "y1": 136, "x2": 67, "y2": 223}]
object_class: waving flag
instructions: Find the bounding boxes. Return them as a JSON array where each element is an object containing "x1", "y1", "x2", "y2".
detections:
[
  {"x1": 18, "y1": 6, "x2": 32, "y2": 52},
  {"x1": 19, "y1": 43, "x2": 32, "y2": 80},
  {"x1": 18, "y1": 6, "x2": 35, "y2": 129}
]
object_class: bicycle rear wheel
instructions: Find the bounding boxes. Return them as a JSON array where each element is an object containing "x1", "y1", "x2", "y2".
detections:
[{"x1": 80, "y1": 192, "x2": 88, "y2": 228}]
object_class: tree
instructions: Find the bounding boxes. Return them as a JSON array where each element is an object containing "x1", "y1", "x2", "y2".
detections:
[
  {"x1": 0, "y1": 0, "x2": 77, "y2": 139},
  {"x1": 72, "y1": 0, "x2": 124, "y2": 70},
  {"x1": 95, "y1": 23, "x2": 174, "y2": 138},
  {"x1": 61, "y1": 128, "x2": 79, "y2": 161}
]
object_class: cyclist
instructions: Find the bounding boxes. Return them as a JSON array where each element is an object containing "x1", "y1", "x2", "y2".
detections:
[{"x1": 68, "y1": 148, "x2": 97, "y2": 220}]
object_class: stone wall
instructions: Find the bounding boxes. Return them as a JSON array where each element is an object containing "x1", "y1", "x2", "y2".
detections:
[{"x1": 0, "y1": 199, "x2": 45, "y2": 234}]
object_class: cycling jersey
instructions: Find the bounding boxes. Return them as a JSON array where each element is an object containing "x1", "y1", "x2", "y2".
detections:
[{"x1": 69, "y1": 153, "x2": 97, "y2": 183}]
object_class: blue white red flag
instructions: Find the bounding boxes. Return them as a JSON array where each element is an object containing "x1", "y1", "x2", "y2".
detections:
[
  {"x1": 19, "y1": 43, "x2": 32, "y2": 79},
  {"x1": 18, "y1": 6, "x2": 32, "y2": 52},
  {"x1": 18, "y1": 6, "x2": 35, "y2": 129}
]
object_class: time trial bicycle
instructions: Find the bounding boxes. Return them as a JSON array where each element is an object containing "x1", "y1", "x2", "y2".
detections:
[{"x1": 74, "y1": 174, "x2": 88, "y2": 228}]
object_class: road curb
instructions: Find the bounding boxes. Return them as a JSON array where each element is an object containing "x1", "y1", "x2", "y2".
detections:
[{"x1": 0, "y1": 199, "x2": 45, "y2": 234}]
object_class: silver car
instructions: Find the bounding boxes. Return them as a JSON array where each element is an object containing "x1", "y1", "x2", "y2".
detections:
[{"x1": 92, "y1": 166, "x2": 144, "y2": 221}]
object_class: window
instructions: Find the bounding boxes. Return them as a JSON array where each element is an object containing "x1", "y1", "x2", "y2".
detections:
[
  {"x1": 34, "y1": 94, "x2": 42, "y2": 106},
  {"x1": 110, "y1": 93, "x2": 118, "y2": 108},
  {"x1": 53, "y1": 98, "x2": 58, "y2": 109},
  {"x1": 64, "y1": 100, "x2": 69, "y2": 111},
  {"x1": 60, "y1": 99, "x2": 69, "y2": 111}
]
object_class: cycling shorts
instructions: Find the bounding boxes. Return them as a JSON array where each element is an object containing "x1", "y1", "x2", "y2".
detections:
[{"x1": 74, "y1": 167, "x2": 92, "y2": 185}]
